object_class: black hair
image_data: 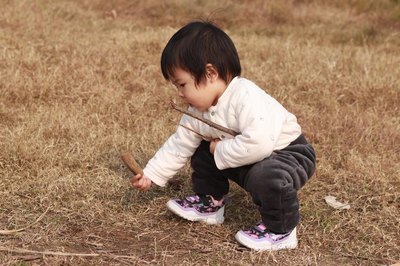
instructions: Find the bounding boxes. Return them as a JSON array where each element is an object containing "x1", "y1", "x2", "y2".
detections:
[{"x1": 161, "y1": 20, "x2": 241, "y2": 84}]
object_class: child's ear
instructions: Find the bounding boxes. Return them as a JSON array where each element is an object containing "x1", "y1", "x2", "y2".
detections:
[{"x1": 205, "y1": 63, "x2": 219, "y2": 81}]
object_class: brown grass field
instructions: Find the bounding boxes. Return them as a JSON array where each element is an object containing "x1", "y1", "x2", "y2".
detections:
[{"x1": 1, "y1": 0, "x2": 399, "y2": 265}]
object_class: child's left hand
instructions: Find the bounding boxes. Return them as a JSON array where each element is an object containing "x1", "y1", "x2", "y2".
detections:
[{"x1": 209, "y1": 138, "x2": 220, "y2": 154}]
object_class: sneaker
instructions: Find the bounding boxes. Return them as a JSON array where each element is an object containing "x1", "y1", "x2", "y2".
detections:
[
  {"x1": 235, "y1": 222, "x2": 298, "y2": 251},
  {"x1": 166, "y1": 194, "x2": 225, "y2": 225}
]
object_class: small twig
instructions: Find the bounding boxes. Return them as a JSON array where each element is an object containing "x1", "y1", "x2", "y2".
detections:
[
  {"x1": 0, "y1": 206, "x2": 50, "y2": 235},
  {"x1": 15, "y1": 255, "x2": 42, "y2": 262},
  {"x1": 170, "y1": 100, "x2": 240, "y2": 136},
  {"x1": 168, "y1": 118, "x2": 209, "y2": 139},
  {"x1": 0, "y1": 246, "x2": 99, "y2": 257},
  {"x1": 178, "y1": 124, "x2": 209, "y2": 139},
  {"x1": 0, "y1": 246, "x2": 141, "y2": 261}
]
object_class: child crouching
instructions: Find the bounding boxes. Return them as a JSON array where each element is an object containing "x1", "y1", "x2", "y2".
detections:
[{"x1": 131, "y1": 20, "x2": 316, "y2": 251}]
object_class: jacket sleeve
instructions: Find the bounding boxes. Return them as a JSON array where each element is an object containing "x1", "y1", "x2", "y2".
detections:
[
  {"x1": 143, "y1": 114, "x2": 202, "y2": 187},
  {"x1": 213, "y1": 88, "x2": 287, "y2": 169}
]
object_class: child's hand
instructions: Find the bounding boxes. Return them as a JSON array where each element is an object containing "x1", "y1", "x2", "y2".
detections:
[
  {"x1": 131, "y1": 174, "x2": 152, "y2": 191},
  {"x1": 209, "y1": 138, "x2": 221, "y2": 154}
]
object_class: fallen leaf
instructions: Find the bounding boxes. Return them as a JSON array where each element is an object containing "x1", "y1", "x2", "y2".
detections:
[{"x1": 324, "y1": 195, "x2": 350, "y2": 210}]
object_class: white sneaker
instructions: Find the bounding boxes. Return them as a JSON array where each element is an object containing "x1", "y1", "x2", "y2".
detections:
[
  {"x1": 166, "y1": 194, "x2": 225, "y2": 225},
  {"x1": 235, "y1": 222, "x2": 298, "y2": 251}
]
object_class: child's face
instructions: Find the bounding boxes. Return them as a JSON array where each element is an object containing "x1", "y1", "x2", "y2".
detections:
[{"x1": 170, "y1": 67, "x2": 226, "y2": 112}]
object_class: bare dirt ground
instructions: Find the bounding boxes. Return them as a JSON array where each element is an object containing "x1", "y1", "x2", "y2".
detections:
[{"x1": 1, "y1": 0, "x2": 399, "y2": 265}]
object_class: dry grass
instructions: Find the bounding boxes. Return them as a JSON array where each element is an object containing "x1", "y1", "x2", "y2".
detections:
[{"x1": 1, "y1": 0, "x2": 399, "y2": 265}]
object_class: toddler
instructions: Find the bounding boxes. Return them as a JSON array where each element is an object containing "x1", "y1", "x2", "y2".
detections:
[{"x1": 132, "y1": 21, "x2": 316, "y2": 251}]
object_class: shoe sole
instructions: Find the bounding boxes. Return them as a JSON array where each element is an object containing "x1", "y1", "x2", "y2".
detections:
[{"x1": 166, "y1": 200, "x2": 225, "y2": 225}]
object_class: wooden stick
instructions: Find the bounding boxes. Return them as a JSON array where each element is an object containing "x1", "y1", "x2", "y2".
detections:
[
  {"x1": 120, "y1": 152, "x2": 144, "y2": 175},
  {"x1": 121, "y1": 151, "x2": 183, "y2": 191},
  {"x1": 170, "y1": 101, "x2": 240, "y2": 136}
]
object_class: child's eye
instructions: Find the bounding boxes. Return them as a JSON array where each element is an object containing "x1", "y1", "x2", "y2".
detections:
[{"x1": 179, "y1": 83, "x2": 186, "y2": 88}]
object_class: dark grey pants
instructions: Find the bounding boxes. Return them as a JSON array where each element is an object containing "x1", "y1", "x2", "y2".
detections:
[{"x1": 190, "y1": 134, "x2": 316, "y2": 234}]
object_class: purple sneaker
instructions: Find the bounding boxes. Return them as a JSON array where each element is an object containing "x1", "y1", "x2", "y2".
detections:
[
  {"x1": 166, "y1": 195, "x2": 225, "y2": 224},
  {"x1": 235, "y1": 222, "x2": 298, "y2": 251}
]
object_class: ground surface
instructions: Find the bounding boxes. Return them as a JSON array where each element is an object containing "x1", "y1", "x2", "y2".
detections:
[{"x1": 0, "y1": 0, "x2": 399, "y2": 265}]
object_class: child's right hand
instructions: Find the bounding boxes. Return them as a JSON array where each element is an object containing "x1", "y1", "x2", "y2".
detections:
[
  {"x1": 131, "y1": 174, "x2": 152, "y2": 191},
  {"x1": 209, "y1": 138, "x2": 221, "y2": 154}
]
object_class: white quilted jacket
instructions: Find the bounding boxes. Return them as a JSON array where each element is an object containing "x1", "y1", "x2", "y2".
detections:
[{"x1": 143, "y1": 77, "x2": 301, "y2": 187}]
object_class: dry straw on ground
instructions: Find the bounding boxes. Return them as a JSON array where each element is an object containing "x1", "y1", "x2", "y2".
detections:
[{"x1": 1, "y1": 0, "x2": 399, "y2": 265}]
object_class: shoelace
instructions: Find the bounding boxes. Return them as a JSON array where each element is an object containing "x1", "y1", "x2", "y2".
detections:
[{"x1": 247, "y1": 223, "x2": 291, "y2": 240}]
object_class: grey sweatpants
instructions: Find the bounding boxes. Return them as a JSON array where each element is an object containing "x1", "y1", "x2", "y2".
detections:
[{"x1": 190, "y1": 134, "x2": 316, "y2": 234}]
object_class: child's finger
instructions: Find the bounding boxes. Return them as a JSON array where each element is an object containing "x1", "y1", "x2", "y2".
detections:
[
  {"x1": 131, "y1": 174, "x2": 142, "y2": 187},
  {"x1": 133, "y1": 174, "x2": 142, "y2": 181},
  {"x1": 138, "y1": 177, "x2": 145, "y2": 187},
  {"x1": 135, "y1": 176, "x2": 151, "y2": 191},
  {"x1": 140, "y1": 178, "x2": 151, "y2": 191}
]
